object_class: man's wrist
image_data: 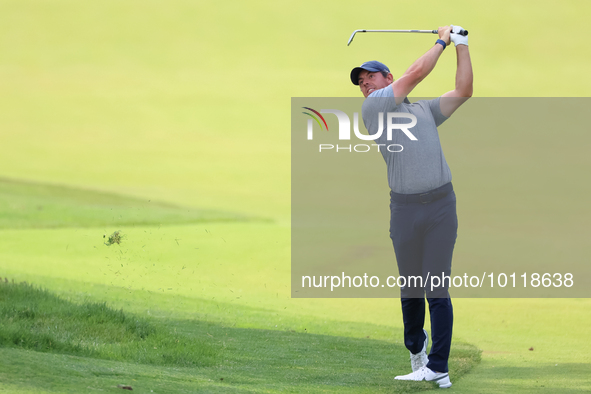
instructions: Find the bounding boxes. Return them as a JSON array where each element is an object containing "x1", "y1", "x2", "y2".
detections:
[{"x1": 435, "y1": 39, "x2": 447, "y2": 50}]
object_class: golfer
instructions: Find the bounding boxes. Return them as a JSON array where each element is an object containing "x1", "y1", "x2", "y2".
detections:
[{"x1": 350, "y1": 25, "x2": 472, "y2": 388}]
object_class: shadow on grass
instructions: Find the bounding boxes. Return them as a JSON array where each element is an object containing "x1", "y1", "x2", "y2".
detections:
[
  {"x1": 0, "y1": 280, "x2": 481, "y2": 393},
  {"x1": 178, "y1": 322, "x2": 479, "y2": 393}
]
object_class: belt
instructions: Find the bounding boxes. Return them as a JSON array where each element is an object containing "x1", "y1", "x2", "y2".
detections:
[{"x1": 390, "y1": 182, "x2": 453, "y2": 204}]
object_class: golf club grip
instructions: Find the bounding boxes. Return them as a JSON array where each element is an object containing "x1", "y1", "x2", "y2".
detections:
[{"x1": 432, "y1": 29, "x2": 468, "y2": 36}]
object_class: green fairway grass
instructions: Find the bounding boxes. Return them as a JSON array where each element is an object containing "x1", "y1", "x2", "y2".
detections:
[{"x1": 1, "y1": 0, "x2": 590, "y2": 392}]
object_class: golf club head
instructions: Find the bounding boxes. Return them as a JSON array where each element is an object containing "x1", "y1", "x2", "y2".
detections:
[{"x1": 347, "y1": 30, "x2": 365, "y2": 46}]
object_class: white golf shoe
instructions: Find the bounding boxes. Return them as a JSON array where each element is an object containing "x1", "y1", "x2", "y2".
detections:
[
  {"x1": 410, "y1": 329, "x2": 429, "y2": 372},
  {"x1": 395, "y1": 366, "x2": 452, "y2": 388}
]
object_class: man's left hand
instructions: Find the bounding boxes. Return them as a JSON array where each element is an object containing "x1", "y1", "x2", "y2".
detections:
[{"x1": 450, "y1": 25, "x2": 469, "y2": 46}]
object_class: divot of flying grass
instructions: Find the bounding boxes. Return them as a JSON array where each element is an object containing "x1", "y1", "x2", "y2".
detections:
[{"x1": 104, "y1": 230, "x2": 124, "y2": 246}]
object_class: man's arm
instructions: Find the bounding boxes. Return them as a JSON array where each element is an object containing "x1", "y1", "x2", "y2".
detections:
[
  {"x1": 440, "y1": 29, "x2": 473, "y2": 117},
  {"x1": 391, "y1": 26, "x2": 451, "y2": 105}
]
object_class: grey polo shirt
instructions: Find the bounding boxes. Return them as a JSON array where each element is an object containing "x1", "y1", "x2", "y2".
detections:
[{"x1": 361, "y1": 85, "x2": 451, "y2": 194}]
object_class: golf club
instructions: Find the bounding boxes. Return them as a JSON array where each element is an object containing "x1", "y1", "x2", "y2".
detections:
[{"x1": 347, "y1": 28, "x2": 468, "y2": 46}]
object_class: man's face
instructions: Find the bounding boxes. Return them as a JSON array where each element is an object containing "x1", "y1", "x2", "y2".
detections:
[{"x1": 358, "y1": 70, "x2": 393, "y2": 98}]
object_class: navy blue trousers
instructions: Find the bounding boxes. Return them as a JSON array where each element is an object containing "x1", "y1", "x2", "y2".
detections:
[{"x1": 389, "y1": 183, "x2": 457, "y2": 373}]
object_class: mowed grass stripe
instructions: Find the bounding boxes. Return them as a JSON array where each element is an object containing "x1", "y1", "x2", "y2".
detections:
[{"x1": 0, "y1": 177, "x2": 265, "y2": 229}]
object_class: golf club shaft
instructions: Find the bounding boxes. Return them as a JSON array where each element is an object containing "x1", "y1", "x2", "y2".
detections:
[
  {"x1": 359, "y1": 29, "x2": 438, "y2": 33},
  {"x1": 347, "y1": 28, "x2": 468, "y2": 46}
]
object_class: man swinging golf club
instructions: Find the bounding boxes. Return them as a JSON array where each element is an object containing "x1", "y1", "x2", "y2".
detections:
[{"x1": 350, "y1": 25, "x2": 472, "y2": 388}]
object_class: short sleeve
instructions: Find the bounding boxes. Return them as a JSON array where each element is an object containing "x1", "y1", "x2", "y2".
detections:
[
  {"x1": 368, "y1": 85, "x2": 395, "y2": 98},
  {"x1": 362, "y1": 85, "x2": 397, "y2": 138},
  {"x1": 428, "y1": 97, "x2": 449, "y2": 127}
]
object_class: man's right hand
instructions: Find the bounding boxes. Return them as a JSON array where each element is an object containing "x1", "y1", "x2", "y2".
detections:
[
  {"x1": 438, "y1": 26, "x2": 452, "y2": 46},
  {"x1": 392, "y1": 27, "x2": 449, "y2": 104}
]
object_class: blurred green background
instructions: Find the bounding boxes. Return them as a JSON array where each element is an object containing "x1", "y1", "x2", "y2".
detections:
[{"x1": 1, "y1": 0, "x2": 590, "y2": 221}]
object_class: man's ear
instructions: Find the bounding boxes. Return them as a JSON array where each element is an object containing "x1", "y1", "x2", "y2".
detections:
[{"x1": 387, "y1": 73, "x2": 394, "y2": 84}]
